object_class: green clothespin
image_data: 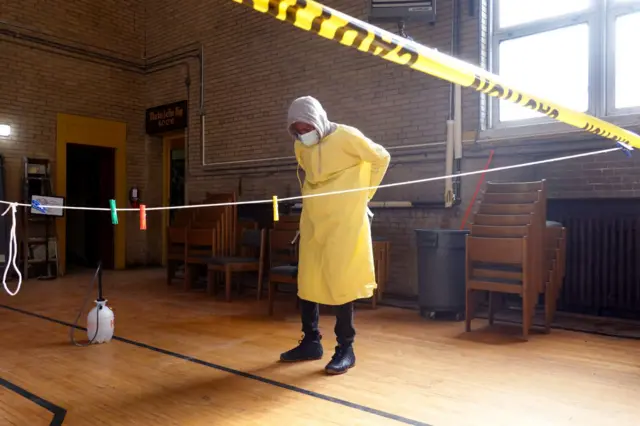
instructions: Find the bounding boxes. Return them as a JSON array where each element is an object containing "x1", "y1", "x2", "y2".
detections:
[{"x1": 109, "y1": 199, "x2": 118, "y2": 225}]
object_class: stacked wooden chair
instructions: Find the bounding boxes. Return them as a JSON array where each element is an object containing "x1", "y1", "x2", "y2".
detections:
[
  {"x1": 268, "y1": 215, "x2": 301, "y2": 315},
  {"x1": 465, "y1": 180, "x2": 567, "y2": 339},
  {"x1": 372, "y1": 237, "x2": 391, "y2": 309},
  {"x1": 543, "y1": 223, "x2": 567, "y2": 331},
  {"x1": 166, "y1": 192, "x2": 267, "y2": 301}
]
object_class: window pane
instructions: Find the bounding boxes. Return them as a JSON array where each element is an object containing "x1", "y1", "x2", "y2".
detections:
[
  {"x1": 615, "y1": 12, "x2": 640, "y2": 109},
  {"x1": 498, "y1": 24, "x2": 589, "y2": 122},
  {"x1": 499, "y1": 0, "x2": 590, "y2": 28}
]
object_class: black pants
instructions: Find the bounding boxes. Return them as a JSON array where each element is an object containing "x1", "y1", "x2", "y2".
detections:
[{"x1": 300, "y1": 299, "x2": 355, "y2": 346}]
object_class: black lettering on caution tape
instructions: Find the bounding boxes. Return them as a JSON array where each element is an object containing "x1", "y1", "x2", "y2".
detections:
[
  {"x1": 237, "y1": 0, "x2": 304, "y2": 21},
  {"x1": 241, "y1": 0, "x2": 419, "y2": 66},
  {"x1": 321, "y1": 9, "x2": 419, "y2": 66},
  {"x1": 311, "y1": 9, "x2": 332, "y2": 32},
  {"x1": 583, "y1": 123, "x2": 630, "y2": 144},
  {"x1": 471, "y1": 74, "x2": 560, "y2": 119},
  {"x1": 471, "y1": 75, "x2": 490, "y2": 92},
  {"x1": 238, "y1": 0, "x2": 637, "y2": 147}
]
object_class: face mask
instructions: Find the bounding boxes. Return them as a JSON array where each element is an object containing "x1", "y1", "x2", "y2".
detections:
[{"x1": 298, "y1": 130, "x2": 320, "y2": 146}]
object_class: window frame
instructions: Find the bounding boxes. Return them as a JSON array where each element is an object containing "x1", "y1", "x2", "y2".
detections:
[
  {"x1": 485, "y1": 0, "x2": 640, "y2": 137},
  {"x1": 606, "y1": 3, "x2": 640, "y2": 115}
]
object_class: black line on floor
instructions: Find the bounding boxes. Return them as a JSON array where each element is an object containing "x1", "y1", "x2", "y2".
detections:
[
  {"x1": 0, "y1": 304, "x2": 431, "y2": 426},
  {"x1": 0, "y1": 376, "x2": 67, "y2": 426}
]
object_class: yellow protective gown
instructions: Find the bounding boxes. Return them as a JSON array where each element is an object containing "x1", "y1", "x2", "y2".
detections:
[{"x1": 294, "y1": 124, "x2": 390, "y2": 306}]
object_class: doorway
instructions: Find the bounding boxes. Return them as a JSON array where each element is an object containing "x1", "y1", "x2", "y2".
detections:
[{"x1": 66, "y1": 143, "x2": 116, "y2": 271}]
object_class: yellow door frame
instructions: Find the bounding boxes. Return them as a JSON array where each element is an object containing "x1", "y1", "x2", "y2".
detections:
[
  {"x1": 161, "y1": 134, "x2": 185, "y2": 266},
  {"x1": 56, "y1": 113, "x2": 127, "y2": 274}
]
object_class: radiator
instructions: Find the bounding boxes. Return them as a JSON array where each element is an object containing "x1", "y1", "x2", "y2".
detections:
[{"x1": 548, "y1": 200, "x2": 640, "y2": 319}]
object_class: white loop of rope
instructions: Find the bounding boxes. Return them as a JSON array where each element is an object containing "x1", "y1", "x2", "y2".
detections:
[
  {"x1": 0, "y1": 146, "x2": 623, "y2": 296},
  {"x1": 2, "y1": 203, "x2": 22, "y2": 296},
  {"x1": 0, "y1": 147, "x2": 621, "y2": 213}
]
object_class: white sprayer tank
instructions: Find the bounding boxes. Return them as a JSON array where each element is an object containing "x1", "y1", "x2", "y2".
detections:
[{"x1": 86, "y1": 300, "x2": 114, "y2": 344}]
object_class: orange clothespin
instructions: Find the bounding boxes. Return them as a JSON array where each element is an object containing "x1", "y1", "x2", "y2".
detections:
[{"x1": 139, "y1": 204, "x2": 147, "y2": 230}]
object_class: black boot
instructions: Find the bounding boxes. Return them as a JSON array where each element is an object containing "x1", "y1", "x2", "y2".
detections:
[
  {"x1": 280, "y1": 334, "x2": 323, "y2": 362},
  {"x1": 324, "y1": 345, "x2": 356, "y2": 375}
]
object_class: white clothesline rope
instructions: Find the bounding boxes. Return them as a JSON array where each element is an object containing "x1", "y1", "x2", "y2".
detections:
[
  {"x1": 2, "y1": 203, "x2": 22, "y2": 296},
  {"x1": 0, "y1": 147, "x2": 621, "y2": 212},
  {"x1": 0, "y1": 146, "x2": 623, "y2": 297}
]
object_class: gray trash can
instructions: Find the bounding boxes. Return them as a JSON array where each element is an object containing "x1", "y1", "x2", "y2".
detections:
[{"x1": 415, "y1": 229, "x2": 469, "y2": 320}]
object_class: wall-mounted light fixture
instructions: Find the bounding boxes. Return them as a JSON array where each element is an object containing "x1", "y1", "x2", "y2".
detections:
[{"x1": 0, "y1": 125, "x2": 11, "y2": 137}]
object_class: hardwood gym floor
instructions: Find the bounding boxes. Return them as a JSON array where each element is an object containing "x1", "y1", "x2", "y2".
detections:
[{"x1": 0, "y1": 269, "x2": 638, "y2": 425}]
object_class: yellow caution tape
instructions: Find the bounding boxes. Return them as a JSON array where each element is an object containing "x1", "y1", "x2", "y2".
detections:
[{"x1": 232, "y1": 0, "x2": 640, "y2": 149}]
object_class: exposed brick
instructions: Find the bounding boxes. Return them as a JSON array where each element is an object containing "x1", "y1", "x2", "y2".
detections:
[
  {"x1": 5, "y1": 0, "x2": 636, "y2": 296},
  {"x1": 0, "y1": 0, "x2": 150, "y2": 265}
]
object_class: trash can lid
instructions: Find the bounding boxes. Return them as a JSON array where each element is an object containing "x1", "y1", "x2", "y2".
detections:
[{"x1": 415, "y1": 229, "x2": 470, "y2": 249}]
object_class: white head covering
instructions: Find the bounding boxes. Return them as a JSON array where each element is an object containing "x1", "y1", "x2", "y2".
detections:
[{"x1": 287, "y1": 96, "x2": 337, "y2": 140}]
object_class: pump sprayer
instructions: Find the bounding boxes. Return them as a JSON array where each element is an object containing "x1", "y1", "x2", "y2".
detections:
[{"x1": 70, "y1": 262, "x2": 115, "y2": 346}]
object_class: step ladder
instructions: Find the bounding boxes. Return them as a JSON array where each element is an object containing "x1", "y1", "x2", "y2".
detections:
[{"x1": 21, "y1": 157, "x2": 59, "y2": 280}]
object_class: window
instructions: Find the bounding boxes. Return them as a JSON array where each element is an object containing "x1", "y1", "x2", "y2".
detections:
[{"x1": 489, "y1": 0, "x2": 640, "y2": 129}]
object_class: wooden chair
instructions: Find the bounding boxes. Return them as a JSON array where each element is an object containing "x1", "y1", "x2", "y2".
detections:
[
  {"x1": 268, "y1": 228, "x2": 299, "y2": 316},
  {"x1": 485, "y1": 181, "x2": 545, "y2": 193},
  {"x1": 482, "y1": 192, "x2": 541, "y2": 204},
  {"x1": 236, "y1": 218, "x2": 258, "y2": 248},
  {"x1": 477, "y1": 193, "x2": 546, "y2": 295},
  {"x1": 469, "y1": 224, "x2": 534, "y2": 327},
  {"x1": 207, "y1": 229, "x2": 266, "y2": 302},
  {"x1": 274, "y1": 215, "x2": 301, "y2": 230},
  {"x1": 470, "y1": 180, "x2": 567, "y2": 337},
  {"x1": 204, "y1": 192, "x2": 237, "y2": 255},
  {"x1": 166, "y1": 227, "x2": 187, "y2": 286},
  {"x1": 172, "y1": 210, "x2": 193, "y2": 227},
  {"x1": 372, "y1": 238, "x2": 390, "y2": 309},
  {"x1": 478, "y1": 203, "x2": 537, "y2": 215},
  {"x1": 473, "y1": 214, "x2": 533, "y2": 226},
  {"x1": 542, "y1": 226, "x2": 567, "y2": 332},
  {"x1": 470, "y1": 225, "x2": 530, "y2": 239},
  {"x1": 465, "y1": 235, "x2": 536, "y2": 340},
  {"x1": 192, "y1": 209, "x2": 226, "y2": 255},
  {"x1": 485, "y1": 180, "x2": 547, "y2": 224},
  {"x1": 184, "y1": 228, "x2": 216, "y2": 290}
]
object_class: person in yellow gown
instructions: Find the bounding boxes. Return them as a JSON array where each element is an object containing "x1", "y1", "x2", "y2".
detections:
[{"x1": 280, "y1": 96, "x2": 390, "y2": 375}]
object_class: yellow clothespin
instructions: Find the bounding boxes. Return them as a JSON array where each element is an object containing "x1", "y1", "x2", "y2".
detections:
[{"x1": 272, "y1": 195, "x2": 279, "y2": 222}]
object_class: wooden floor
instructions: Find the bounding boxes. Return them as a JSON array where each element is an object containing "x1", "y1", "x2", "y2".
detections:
[{"x1": 1, "y1": 269, "x2": 639, "y2": 426}]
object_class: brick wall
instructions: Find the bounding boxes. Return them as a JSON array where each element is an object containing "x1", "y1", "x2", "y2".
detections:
[
  {"x1": 145, "y1": 0, "x2": 481, "y2": 295},
  {"x1": 4, "y1": 0, "x2": 638, "y2": 294},
  {"x1": 535, "y1": 147, "x2": 640, "y2": 199},
  {"x1": 0, "y1": 0, "x2": 151, "y2": 265},
  {"x1": 145, "y1": 0, "x2": 640, "y2": 296}
]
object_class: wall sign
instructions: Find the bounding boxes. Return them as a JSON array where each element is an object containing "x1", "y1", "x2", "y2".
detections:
[{"x1": 145, "y1": 101, "x2": 188, "y2": 134}]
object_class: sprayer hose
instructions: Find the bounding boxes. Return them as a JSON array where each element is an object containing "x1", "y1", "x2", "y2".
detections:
[{"x1": 69, "y1": 266, "x2": 101, "y2": 347}]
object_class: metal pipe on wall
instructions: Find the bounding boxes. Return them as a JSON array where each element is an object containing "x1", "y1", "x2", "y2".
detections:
[
  {"x1": 443, "y1": 0, "x2": 463, "y2": 207},
  {"x1": 0, "y1": 26, "x2": 143, "y2": 72},
  {"x1": 454, "y1": 84, "x2": 463, "y2": 161},
  {"x1": 444, "y1": 120, "x2": 455, "y2": 207},
  {"x1": 452, "y1": 0, "x2": 463, "y2": 203}
]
